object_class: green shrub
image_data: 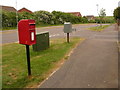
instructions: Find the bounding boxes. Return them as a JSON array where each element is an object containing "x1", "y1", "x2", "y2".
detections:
[
  {"x1": 95, "y1": 16, "x2": 115, "y2": 23},
  {"x1": 2, "y1": 11, "x2": 17, "y2": 28},
  {"x1": 113, "y1": 7, "x2": 120, "y2": 20},
  {"x1": 52, "y1": 11, "x2": 82, "y2": 24},
  {"x1": 34, "y1": 10, "x2": 55, "y2": 25},
  {"x1": 18, "y1": 12, "x2": 34, "y2": 20},
  {"x1": 2, "y1": 10, "x2": 90, "y2": 30}
]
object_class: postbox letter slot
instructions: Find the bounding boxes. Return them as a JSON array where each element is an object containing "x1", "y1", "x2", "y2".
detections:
[
  {"x1": 31, "y1": 32, "x2": 34, "y2": 41},
  {"x1": 29, "y1": 24, "x2": 35, "y2": 26}
]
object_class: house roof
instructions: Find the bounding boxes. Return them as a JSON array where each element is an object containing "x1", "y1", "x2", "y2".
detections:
[
  {"x1": 18, "y1": 8, "x2": 33, "y2": 13},
  {"x1": 86, "y1": 15, "x2": 94, "y2": 17},
  {"x1": 67, "y1": 12, "x2": 82, "y2": 17},
  {"x1": 1, "y1": 5, "x2": 17, "y2": 12},
  {"x1": 86, "y1": 15, "x2": 95, "y2": 20}
]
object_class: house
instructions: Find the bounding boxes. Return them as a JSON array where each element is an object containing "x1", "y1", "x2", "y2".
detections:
[
  {"x1": 18, "y1": 8, "x2": 33, "y2": 14},
  {"x1": 1, "y1": 5, "x2": 17, "y2": 12},
  {"x1": 67, "y1": 12, "x2": 82, "y2": 17},
  {"x1": 86, "y1": 15, "x2": 95, "y2": 21}
]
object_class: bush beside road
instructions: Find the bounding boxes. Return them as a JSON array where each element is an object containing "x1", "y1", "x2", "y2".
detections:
[{"x1": 1, "y1": 10, "x2": 115, "y2": 31}]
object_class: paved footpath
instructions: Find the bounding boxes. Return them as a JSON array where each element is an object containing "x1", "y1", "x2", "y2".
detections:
[{"x1": 40, "y1": 25, "x2": 118, "y2": 88}]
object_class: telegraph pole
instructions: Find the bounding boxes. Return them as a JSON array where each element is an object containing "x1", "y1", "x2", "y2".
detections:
[
  {"x1": 96, "y1": 4, "x2": 99, "y2": 26},
  {"x1": 96, "y1": 4, "x2": 99, "y2": 15}
]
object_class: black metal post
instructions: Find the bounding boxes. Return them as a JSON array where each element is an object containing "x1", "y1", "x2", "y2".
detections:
[
  {"x1": 67, "y1": 33, "x2": 69, "y2": 43},
  {"x1": 26, "y1": 45, "x2": 31, "y2": 76}
]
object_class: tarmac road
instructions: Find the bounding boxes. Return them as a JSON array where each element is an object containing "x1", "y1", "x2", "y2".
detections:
[
  {"x1": 1, "y1": 24, "x2": 114, "y2": 44},
  {"x1": 39, "y1": 24, "x2": 119, "y2": 88}
]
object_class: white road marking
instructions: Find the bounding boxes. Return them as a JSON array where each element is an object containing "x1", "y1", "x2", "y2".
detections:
[{"x1": 49, "y1": 34, "x2": 60, "y2": 37}]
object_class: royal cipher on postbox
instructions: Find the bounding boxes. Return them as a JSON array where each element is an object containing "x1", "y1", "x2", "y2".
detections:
[{"x1": 18, "y1": 19, "x2": 36, "y2": 45}]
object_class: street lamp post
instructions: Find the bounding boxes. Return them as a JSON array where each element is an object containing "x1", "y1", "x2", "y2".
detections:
[
  {"x1": 96, "y1": 4, "x2": 99, "y2": 15},
  {"x1": 16, "y1": 0, "x2": 18, "y2": 28},
  {"x1": 96, "y1": 4, "x2": 99, "y2": 26}
]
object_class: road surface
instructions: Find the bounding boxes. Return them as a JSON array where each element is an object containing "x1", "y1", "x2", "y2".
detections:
[
  {"x1": 2, "y1": 24, "x2": 116, "y2": 44},
  {"x1": 39, "y1": 24, "x2": 119, "y2": 88}
]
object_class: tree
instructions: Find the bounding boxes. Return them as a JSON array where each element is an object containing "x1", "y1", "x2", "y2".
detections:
[
  {"x1": 2, "y1": 11, "x2": 17, "y2": 27},
  {"x1": 52, "y1": 11, "x2": 82, "y2": 24},
  {"x1": 34, "y1": 10, "x2": 55, "y2": 25},
  {"x1": 113, "y1": 7, "x2": 120, "y2": 26},
  {"x1": 18, "y1": 12, "x2": 34, "y2": 21},
  {"x1": 99, "y1": 8, "x2": 106, "y2": 25},
  {"x1": 113, "y1": 7, "x2": 120, "y2": 20},
  {"x1": 81, "y1": 16, "x2": 88, "y2": 23}
]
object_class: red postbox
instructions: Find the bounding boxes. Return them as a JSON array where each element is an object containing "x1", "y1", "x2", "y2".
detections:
[{"x1": 18, "y1": 19, "x2": 36, "y2": 45}]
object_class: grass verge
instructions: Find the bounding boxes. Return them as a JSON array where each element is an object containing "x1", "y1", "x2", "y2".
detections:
[
  {"x1": 2, "y1": 38, "x2": 84, "y2": 88},
  {"x1": 88, "y1": 25, "x2": 110, "y2": 31},
  {"x1": 2, "y1": 27, "x2": 17, "y2": 31}
]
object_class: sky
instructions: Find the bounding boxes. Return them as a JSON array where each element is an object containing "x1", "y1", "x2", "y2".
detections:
[{"x1": 1, "y1": 0, "x2": 120, "y2": 16}]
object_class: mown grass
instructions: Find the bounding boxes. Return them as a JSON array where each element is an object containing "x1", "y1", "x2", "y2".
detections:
[
  {"x1": 2, "y1": 27, "x2": 17, "y2": 31},
  {"x1": 2, "y1": 38, "x2": 83, "y2": 88},
  {"x1": 88, "y1": 25, "x2": 110, "y2": 31}
]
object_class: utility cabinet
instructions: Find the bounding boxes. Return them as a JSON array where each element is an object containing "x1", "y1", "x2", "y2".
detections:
[{"x1": 32, "y1": 31, "x2": 49, "y2": 51}]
